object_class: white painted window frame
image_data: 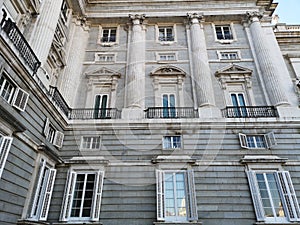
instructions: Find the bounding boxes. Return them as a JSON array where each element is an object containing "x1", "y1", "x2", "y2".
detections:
[
  {"x1": 239, "y1": 132, "x2": 276, "y2": 149},
  {"x1": 43, "y1": 118, "x2": 64, "y2": 148},
  {"x1": 156, "y1": 169, "x2": 197, "y2": 222},
  {"x1": 80, "y1": 136, "x2": 101, "y2": 150},
  {"x1": 155, "y1": 24, "x2": 177, "y2": 45},
  {"x1": 0, "y1": 134, "x2": 13, "y2": 179},
  {"x1": 98, "y1": 25, "x2": 120, "y2": 46},
  {"x1": 95, "y1": 53, "x2": 116, "y2": 63},
  {"x1": 217, "y1": 50, "x2": 241, "y2": 60},
  {"x1": 162, "y1": 135, "x2": 182, "y2": 149},
  {"x1": 246, "y1": 169, "x2": 300, "y2": 223},
  {"x1": 60, "y1": 169, "x2": 105, "y2": 222},
  {"x1": 212, "y1": 23, "x2": 237, "y2": 44},
  {"x1": 156, "y1": 52, "x2": 177, "y2": 62},
  {"x1": 29, "y1": 158, "x2": 56, "y2": 221}
]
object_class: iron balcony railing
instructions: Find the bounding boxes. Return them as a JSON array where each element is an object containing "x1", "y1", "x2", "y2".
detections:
[
  {"x1": 68, "y1": 108, "x2": 121, "y2": 120},
  {"x1": 145, "y1": 107, "x2": 199, "y2": 119},
  {"x1": 48, "y1": 86, "x2": 70, "y2": 117},
  {"x1": 0, "y1": 12, "x2": 41, "y2": 74},
  {"x1": 159, "y1": 35, "x2": 175, "y2": 42},
  {"x1": 222, "y1": 106, "x2": 278, "y2": 118}
]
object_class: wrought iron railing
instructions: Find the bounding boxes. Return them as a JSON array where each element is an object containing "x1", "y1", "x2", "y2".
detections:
[
  {"x1": 0, "y1": 12, "x2": 41, "y2": 74},
  {"x1": 48, "y1": 86, "x2": 70, "y2": 117},
  {"x1": 68, "y1": 108, "x2": 121, "y2": 120},
  {"x1": 159, "y1": 36, "x2": 175, "y2": 42},
  {"x1": 222, "y1": 106, "x2": 278, "y2": 118},
  {"x1": 145, "y1": 107, "x2": 198, "y2": 119}
]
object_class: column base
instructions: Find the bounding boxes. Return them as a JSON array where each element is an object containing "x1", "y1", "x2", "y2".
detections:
[
  {"x1": 198, "y1": 106, "x2": 222, "y2": 118},
  {"x1": 121, "y1": 108, "x2": 144, "y2": 119},
  {"x1": 277, "y1": 106, "x2": 300, "y2": 118}
]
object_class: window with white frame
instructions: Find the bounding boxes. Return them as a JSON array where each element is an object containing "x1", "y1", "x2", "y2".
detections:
[
  {"x1": 157, "y1": 53, "x2": 176, "y2": 62},
  {"x1": 43, "y1": 118, "x2": 64, "y2": 148},
  {"x1": 101, "y1": 28, "x2": 117, "y2": 43},
  {"x1": 60, "y1": 170, "x2": 104, "y2": 222},
  {"x1": 218, "y1": 51, "x2": 240, "y2": 60},
  {"x1": 29, "y1": 159, "x2": 56, "y2": 221},
  {"x1": 0, "y1": 71, "x2": 29, "y2": 111},
  {"x1": 81, "y1": 137, "x2": 101, "y2": 150},
  {"x1": 239, "y1": 132, "x2": 276, "y2": 149},
  {"x1": 0, "y1": 134, "x2": 13, "y2": 179},
  {"x1": 156, "y1": 170, "x2": 197, "y2": 222},
  {"x1": 158, "y1": 27, "x2": 174, "y2": 42},
  {"x1": 95, "y1": 53, "x2": 115, "y2": 62},
  {"x1": 246, "y1": 170, "x2": 300, "y2": 223},
  {"x1": 163, "y1": 136, "x2": 181, "y2": 149},
  {"x1": 215, "y1": 25, "x2": 233, "y2": 40}
]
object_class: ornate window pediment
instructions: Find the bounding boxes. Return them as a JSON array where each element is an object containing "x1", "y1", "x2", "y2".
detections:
[
  {"x1": 150, "y1": 65, "x2": 186, "y2": 77},
  {"x1": 85, "y1": 67, "x2": 121, "y2": 89},
  {"x1": 215, "y1": 64, "x2": 252, "y2": 89}
]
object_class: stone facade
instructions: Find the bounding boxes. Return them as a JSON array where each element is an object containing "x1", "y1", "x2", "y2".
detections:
[{"x1": 0, "y1": 0, "x2": 300, "y2": 225}]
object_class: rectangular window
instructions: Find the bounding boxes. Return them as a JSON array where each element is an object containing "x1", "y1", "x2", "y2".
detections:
[
  {"x1": 81, "y1": 137, "x2": 101, "y2": 150},
  {"x1": 247, "y1": 170, "x2": 300, "y2": 222},
  {"x1": 29, "y1": 159, "x2": 56, "y2": 221},
  {"x1": 44, "y1": 118, "x2": 64, "y2": 148},
  {"x1": 101, "y1": 28, "x2": 117, "y2": 43},
  {"x1": 60, "y1": 170, "x2": 104, "y2": 222},
  {"x1": 220, "y1": 52, "x2": 239, "y2": 60},
  {"x1": 94, "y1": 94, "x2": 109, "y2": 119},
  {"x1": 159, "y1": 27, "x2": 174, "y2": 42},
  {"x1": 215, "y1": 25, "x2": 233, "y2": 40},
  {"x1": 0, "y1": 134, "x2": 13, "y2": 178},
  {"x1": 158, "y1": 53, "x2": 176, "y2": 61},
  {"x1": 230, "y1": 93, "x2": 247, "y2": 117},
  {"x1": 162, "y1": 94, "x2": 176, "y2": 118},
  {"x1": 239, "y1": 132, "x2": 276, "y2": 149},
  {"x1": 156, "y1": 170, "x2": 197, "y2": 222},
  {"x1": 0, "y1": 72, "x2": 29, "y2": 111},
  {"x1": 163, "y1": 136, "x2": 181, "y2": 149},
  {"x1": 95, "y1": 53, "x2": 115, "y2": 62}
]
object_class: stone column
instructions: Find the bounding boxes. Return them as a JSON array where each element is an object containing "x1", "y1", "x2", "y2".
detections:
[
  {"x1": 58, "y1": 18, "x2": 89, "y2": 107},
  {"x1": 122, "y1": 14, "x2": 146, "y2": 119},
  {"x1": 30, "y1": 0, "x2": 63, "y2": 65},
  {"x1": 187, "y1": 13, "x2": 221, "y2": 118},
  {"x1": 247, "y1": 12, "x2": 289, "y2": 106}
]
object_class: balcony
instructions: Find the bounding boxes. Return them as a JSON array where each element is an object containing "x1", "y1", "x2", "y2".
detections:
[
  {"x1": 222, "y1": 106, "x2": 278, "y2": 118},
  {"x1": 68, "y1": 108, "x2": 121, "y2": 120},
  {"x1": 145, "y1": 107, "x2": 199, "y2": 119},
  {"x1": 0, "y1": 13, "x2": 41, "y2": 74}
]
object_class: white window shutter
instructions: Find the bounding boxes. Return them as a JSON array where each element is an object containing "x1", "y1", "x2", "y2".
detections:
[
  {"x1": 91, "y1": 171, "x2": 105, "y2": 221},
  {"x1": 30, "y1": 159, "x2": 46, "y2": 218},
  {"x1": 264, "y1": 132, "x2": 276, "y2": 148},
  {"x1": 60, "y1": 171, "x2": 76, "y2": 221},
  {"x1": 53, "y1": 131, "x2": 64, "y2": 148},
  {"x1": 156, "y1": 170, "x2": 165, "y2": 221},
  {"x1": 239, "y1": 133, "x2": 248, "y2": 149},
  {"x1": 12, "y1": 88, "x2": 29, "y2": 111},
  {"x1": 276, "y1": 171, "x2": 300, "y2": 221},
  {"x1": 187, "y1": 170, "x2": 198, "y2": 221},
  {"x1": 246, "y1": 171, "x2": 265, "y2": 221},
  {"x1": 0, "y1": 137, "x2": 13, "y2": 178},
  {"x1": 39, "y1": 168, "x2": 56, "y2": 221},
  {"x1": 43, "y1": 118, "x2": 50, "y2": 137}
]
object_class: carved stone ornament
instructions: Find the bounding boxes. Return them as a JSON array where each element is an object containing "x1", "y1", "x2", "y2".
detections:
[
  {"x1": 246, "y1": 11, "x2": 263, "y2": 22},
  {"x1": 129, "y1": 14, "x2": 146, "y2": 24},
  {"x1": 187, "y1": 12, "x2": 204, "y2": 24}
]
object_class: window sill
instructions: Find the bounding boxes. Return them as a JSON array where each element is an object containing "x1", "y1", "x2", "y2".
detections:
[
  {"x1": 154, "y1": 222, "x2": 202, "y2": 225},
  {"x1": 17, "y1": 220, "x2": 49, "y2": 225}
]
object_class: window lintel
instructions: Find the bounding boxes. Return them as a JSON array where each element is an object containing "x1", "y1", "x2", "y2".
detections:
[{"x1": 240, "y1": 155, "x2": 287, "y2": 165}]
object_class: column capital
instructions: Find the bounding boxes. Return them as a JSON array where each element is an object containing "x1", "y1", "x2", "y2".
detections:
[
  {"x1": 246, "y1": 11, "x2": 263, "y2": 23},
  {"x1": 187, "y1": 12, "x2": 204, "y2": 24},
  {"x1": 129, "y1": 14, "x2": 146, "y2": 25}
]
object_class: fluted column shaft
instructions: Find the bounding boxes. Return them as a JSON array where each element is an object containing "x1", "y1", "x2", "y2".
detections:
[
  {"x1": 188, "y1": 13, "x2": 215, "y2": 107},
  {"x1": 58, "y1": 19, "x2": 89, "y2": 107},
  {"x1": 248, "y1": 12, "x2": 289, "y2": 106},
  {"x1": 30, "y1": 0, "x2": 63, "y2": 65},
  {"x1": 125, "y1": 14, "x2": 146, "y2": 109}
]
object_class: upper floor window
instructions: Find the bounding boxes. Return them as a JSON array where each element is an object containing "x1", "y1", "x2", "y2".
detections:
[
  {"x1": 157, "y1": 52, "x2": 177, "y2": 62},
  {"x1": 163, "y1": 136, "x2": 181, "y2": 149},
  {"x1": 218, "y1": 51, "x2": 240, "y2": 60},
  {"x1": 29, "y1": 159, "x2": 56, "y2": 221},
  {"x1": 60, "y1": 170, "x2": 104, "y2": 222},
  {"x1": 43, "y1": 118, "x2": 64, "y2": 148},
  {"x1": 95, "y1": 53, "x2": 115, "y2": 63},
  {"x1": 101, "y1": 28, "x2": 117, "y2": 43},
  {"x1": 215, "y1": 25, "x2": 233, "y2": 40},
  {"x1": 159, "y1": 27, "x2": 174, "y2": 42},
  {"x1": 239, "y1": 132, "x2": 276, "y2": 149},
  {"x1": 247, "y1": 170, "x2": 300, "y2": 223},
  {"x1": 0, "y1": 134, "x2": 13, "y2": 179},
  {"x1": 156, "y1": 170, "x2": 197, "y2": 222},
  {"x1": 81, "y1": 137, "x2": 101, "y2": 150},
  {"x1": 60, "y1": 0, "x2": 69, "y2": 23},
  {"x1": 0, "y1": 71, "x2": 29, "y2": 111}
]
